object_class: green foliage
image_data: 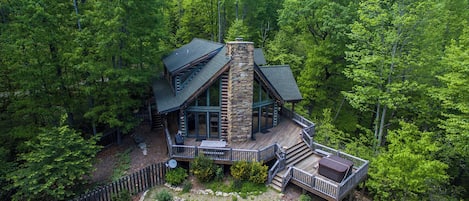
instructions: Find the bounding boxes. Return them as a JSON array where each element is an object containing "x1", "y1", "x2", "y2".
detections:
[
  {"x1": 111, "y1": 190, "x2": 131, "y2": 201},
  {"x1": 239, "y1": 181, "x2": 266, "y2": 194},
  {"x1": 299, "y1": 194, "x2": 312, "y2": 201},
  {"x1": 8, "y1": 117, "x2": 101, "y2": 201},
  {"x1": 248, "y1": 161, "x2": 268, "y2": 184},
  {"x1": 190, "y1": 155, "x2": 216, "y2": 182},
  {"x1": 225, "y1": 19, "x2": 251, "y2": 42},
  {"x1": 367, "y1": 122, "x2": 449, "y2": 200},
  {"x1": 230, "y1": 161, "x2": 250, "y2": 181},
  {"x1": 165, "y1": 167, "x2": 188, "y2": 186},
  {"x1": 214, "y1": 165, "x2": 224, "y2": 181},
  {"x1": 182, "y1": 180, "x2": 192, "y2": 193},
  {"x1": 155, "y1": 189, "x2": 173, "y2": 201},
  {"x1": 315, "y1": 108, "x2": 349, "y2": 149},
  {"x1": 111, "y1": 148, "x2": 132, "y2": 181},
  {"x1": 230, "y1": 161, "x2": 268, "y2": 184}
]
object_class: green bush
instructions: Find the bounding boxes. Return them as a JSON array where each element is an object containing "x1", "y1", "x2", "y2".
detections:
[
  {"x1": 165, "y1": 167, "x2": 188, "y2": 186},
  {"x1": 230, "y1": 161, "x2": 268, "y2": 183},
  {"x1": 299, "y1": 194, "x2": 312, "y2": 201},
  {"x1": 214, "y1": 165, "x2": 224, "y2": 181},
  {"x1": 230, "y1": 161, "x2": 250, "y2": 181},
  {"x1": 249, "y1": 161, "x2": 268, "y2": 184},
  {"x1": 190, "y1": 155, "x2": 216, "y2": 182},
  {"x1": 155, "y1": 189, "x2": 173, "y2": 201}
]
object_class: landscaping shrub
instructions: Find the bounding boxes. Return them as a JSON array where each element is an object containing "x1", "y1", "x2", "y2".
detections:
[
  {"x1": 249, "y1": 161, "x2": 268, "y2": 184},
  {"x1": 214, "y1": 165, "x2": 224, "y2": 181},
  {"x1": 230, "y1": 161, "x2": 250, "y2": 181},
  {"x1": 190, "y1": 155, "x2": 216, "y2": 182},
  {"x1": 230, "y1": 160, "x2": 268, "y2": 183},
  {"x1": 155, "y1": 189, "x2": 173, "y2": 201},
  {"x1": 165, "y1": 167, "x2": 188, "y2": 186},
  {"x1": 299, "y1": 194, "x2": 312, "y2": 201}
]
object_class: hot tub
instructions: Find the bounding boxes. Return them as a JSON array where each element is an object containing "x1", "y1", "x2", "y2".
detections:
[{"x1": 318, "y1": 155, "x2": 353, "y2": 183}]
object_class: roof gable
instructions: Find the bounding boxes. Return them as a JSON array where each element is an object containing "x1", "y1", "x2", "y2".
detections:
[
  {"x1": 163, "y1": 38, "x2": 224, "y2": 73},
  {"x1": 154, "y1": 47, "x2": 231, "y2": 113},
  {"x1": 259, "y1": 65, "x2": 302, "y2": 102}
]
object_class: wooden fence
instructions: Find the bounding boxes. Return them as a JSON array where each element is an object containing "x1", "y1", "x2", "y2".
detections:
[{"x1": 71, "y1": 162, "x2": 169, "y2": 201}]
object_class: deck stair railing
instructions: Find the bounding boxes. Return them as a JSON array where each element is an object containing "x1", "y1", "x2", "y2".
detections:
[{"x1": 267, "y1": 144, "x2": 286, "y2": 183}]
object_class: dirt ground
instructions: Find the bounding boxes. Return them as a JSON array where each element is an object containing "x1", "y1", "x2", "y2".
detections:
[{"x1": 91, "y1": 124, "x2": 169, "y2": 184}]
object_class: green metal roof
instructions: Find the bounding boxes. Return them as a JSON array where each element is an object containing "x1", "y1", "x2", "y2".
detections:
[
  {"x1": 259, "y1": 65, "x2": 303, "y2": 102},
  {"x1": 154, "y1": 47, "x2": 231, "y2": 113},
  {"x1": 254, "y1": 48, "x2": 267, "y2": 65},
  {"x1": 163, "y1": 38, "x2": 224, "y2": 73}
]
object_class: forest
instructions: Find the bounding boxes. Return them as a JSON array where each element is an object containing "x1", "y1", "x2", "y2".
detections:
[{"x1": 0, "y1": 0, "x2": 467, "y2": 200}]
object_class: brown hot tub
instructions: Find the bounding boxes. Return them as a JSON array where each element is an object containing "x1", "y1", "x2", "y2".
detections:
[{"x1": 318, "y1": 155, "x2": 353, "y2": 182}]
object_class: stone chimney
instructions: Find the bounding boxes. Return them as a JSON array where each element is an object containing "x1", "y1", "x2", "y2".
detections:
[{"x1": 226, "y1": 39, "x2": 254, "y2": 143}]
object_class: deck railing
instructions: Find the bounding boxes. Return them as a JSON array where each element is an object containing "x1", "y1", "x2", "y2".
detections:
[
  {"x1": 282, "y1": 107, "x2": 369, "y2": 201},
  {"x1": 166, "y1": 129, "x2": 282, "y2": 163}
]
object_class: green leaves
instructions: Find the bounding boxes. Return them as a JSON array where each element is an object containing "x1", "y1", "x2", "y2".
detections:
[
  {"x1": 368, "y1": 122, "x2": 449, "y2": 200},
  {"x1": 8, "y1": 117, "x2": 100, "y2": 201}
]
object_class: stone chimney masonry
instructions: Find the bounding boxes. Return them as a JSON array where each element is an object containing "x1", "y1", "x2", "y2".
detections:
[{"x1": 226, "y1": 40, "x2": 254, "y2": 143}]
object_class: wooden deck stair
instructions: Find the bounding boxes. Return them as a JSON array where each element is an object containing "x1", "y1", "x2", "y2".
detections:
[
  {"x1": 151, "y1": 112, "x2": 164, "y2": 130},
  {"x1": 269, "y1": 141, "x2": 312, "y2": 191}
]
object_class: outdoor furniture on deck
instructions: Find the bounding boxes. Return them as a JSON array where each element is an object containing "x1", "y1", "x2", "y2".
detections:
[
  {"x1": 200, "y1": 140, "x2": 227, "y2": 156},
  {"x1": 200, "y1": 140, "x2": 227, "y2": 148}
]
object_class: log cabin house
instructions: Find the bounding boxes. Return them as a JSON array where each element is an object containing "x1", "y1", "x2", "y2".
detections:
[{"x1": 151, "y1": 38, "x2": 369, "y2": 201}]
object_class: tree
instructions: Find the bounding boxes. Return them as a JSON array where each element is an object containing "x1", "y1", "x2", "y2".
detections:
[
  {"x1": 432, "y1": 24, "x2": 469, "y2": 197},
  {"x1": 314, "y1": 108, "x2": 349, "y2": 149},
  {"x1": 344, "y1": 0, "x2": 446, "y2": 148},
  {"x1": 8, "y1": 116, "x2": 100, "y2": 201},
  {"x1": 367, "y1": 122, "x2": 449, "y2": 200},
  {"x1": 225, "y1": 19, "x2": 251, "y2": 41},
  {"x1": 81, "y1": 0, "x2": 167, "y2": 137},
  {"x1": 270, "y1": 0, "x2": 359, "y2": 132}
]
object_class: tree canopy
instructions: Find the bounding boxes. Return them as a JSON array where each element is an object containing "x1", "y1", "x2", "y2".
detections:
[{"x1": 1, "y1": 0, "x2": 468, "y2": 200}]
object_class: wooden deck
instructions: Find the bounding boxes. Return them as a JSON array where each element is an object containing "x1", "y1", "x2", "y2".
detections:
[
  {"x1": 164, "y1": 109, "x2": 369, "y2": 201},
  {"x1": 173, "y1": 116, "x2": 303, "y2": 150}
]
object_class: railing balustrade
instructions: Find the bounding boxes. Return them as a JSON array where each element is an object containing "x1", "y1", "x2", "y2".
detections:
[
  {"x1": 268, "y1": 160, "x2": 280, "y2": 183},
  {"x1": 281, "y1": 167, "x2": 293, "y2": 192},
  {"x1": 313, "y1": 175, "x2": 339, "y2": 198}
]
